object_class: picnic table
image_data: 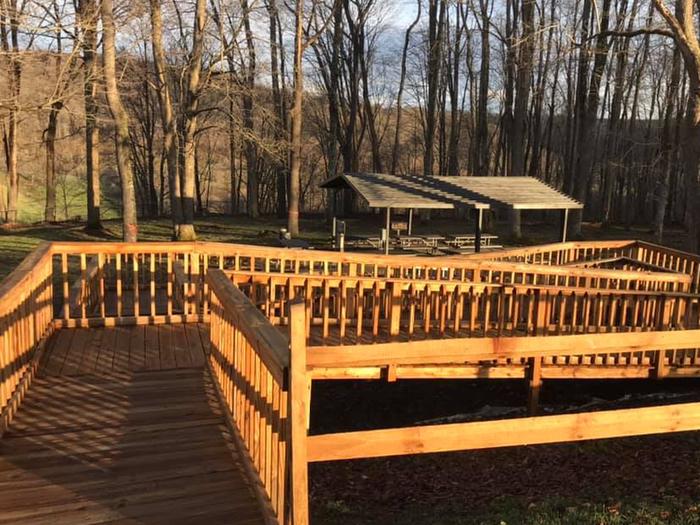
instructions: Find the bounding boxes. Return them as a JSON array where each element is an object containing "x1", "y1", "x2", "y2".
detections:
[{"x1": 445, "y1": 234, "x2": 499, "y2": 248}]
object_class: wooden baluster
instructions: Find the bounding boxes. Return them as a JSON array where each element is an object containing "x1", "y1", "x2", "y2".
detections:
[
  {"x1": 453, "y1": 285, "x2": 463, "y2": 334},
  {"x1": 322, "y1": 279, "x2": 330, "y2": 341},
  {"x1": 355, "y1": 281, "x2": 364, "y2": 340},
  {"x1": 423, "y1": 284, "x2": 432, "y2": 335},
  {"x1": 482, "y1": 287, "x2": 491, "y2": 336},
  {"x1": 372, "y1": 282, "x2": 381, "y2": 338},
  {"x1": 339, "y1": 280, "x2": 347, "y2": 342},
  {"x1": 98, "y1": 253, "x2": 106, "y2": 319},
  {"x1": 116, "y1": 253, "x2": 123, "y2": 318},
  {"x1": 133, "y1": 253, "x2": 140, "y2": 318},
  {"x1": 150, "y1": 253, "x2": 156, "y2": 318},
  {"x1": 167, "y1": 254, "x2": 173, "y2": 317},
  {"x1": 62, "y1": 253, "x2": 69, "y2": 320},
  {"x1": 389, "y1": 281, "x2": 402, "y2": 337}
]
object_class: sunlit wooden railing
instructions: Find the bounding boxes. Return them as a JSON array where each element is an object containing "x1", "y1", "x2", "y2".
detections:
[
  {"x1": 0, "y1": 242, "x2": 55, "y2": 435},
  {"x1": 466, "y1": 239, "x2": 700, "y2": 292},
  {"x1": 47, "y1": 241, "x2": 690, "y2": 327},
  {"x1": 227, "y1": 271, "x2": 698, "y2": 340},
  {"x1": 207, "y1": 268, "x2": 309, "y2": 524}
]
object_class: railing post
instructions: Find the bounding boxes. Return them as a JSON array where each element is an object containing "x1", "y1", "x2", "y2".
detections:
[
  {"x1": 289, "y1": 299, "x2": 309, "y2": 525},
  {"x1": 388, "y1": 281, "x2": 402, "y2": 337}
]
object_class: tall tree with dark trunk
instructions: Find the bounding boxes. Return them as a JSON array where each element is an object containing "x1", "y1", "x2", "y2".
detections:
[
  {"x1": 240, "y1": 0, "x2": 259, "y2": 218},
  {"x1": 101, "y1": 0, "x2": 138, "y2": 241},
  {"x1": 178, "y1": 0, "x2": 207, "y2": 240},
  {"x1": 424, "y1": 0, "x2": 446, "y2": 176},
  {"x1": 76, "y1": 0, "x2": 102, "y2": 230},
  {"x1": 391, "y1": 0, "x2": 421, "y2": 175},
  {"x1": 652, "y1": 0, "x2": 700, "y2": 252},
  {"x1": 0, "y1": 0, "x2": 24, "y2": 223},
  {"x1": 570, "y1": 0, "x2": 613, "y2": 237},
  {"x1": 509, "y1": 0, "x2": 536, "y2": 238},
  {"x1": 150, "y1": 0, "x2": 182, "y2": 238}
]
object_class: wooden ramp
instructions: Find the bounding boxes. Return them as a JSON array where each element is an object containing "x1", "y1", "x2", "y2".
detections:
[{"x1": 0, "y1": 326, "x2": 266, "y2": 525}]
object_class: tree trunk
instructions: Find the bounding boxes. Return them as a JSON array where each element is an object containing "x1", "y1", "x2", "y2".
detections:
[
  {"x1": 424, "y1": 0, "x2": 446, "y2": 176},
  {"x1": 77, "y1": 0, "x2": 102, "y2": 230},
  {"x1": 44, "y1": 101, "x2": 61, "y2": 222},
  {"x1": 178, "y1": 0, "x2": 207, "y2": 241},
  {"x1": 288, "y1": 0, "x2": 304, "y2": 236},
  {"x1": 241, "y1": 0, "x2": 258, "y2": 219},
  {"x1": 391, "y1": 0, "x2": 421, "y2": 174},
  {"x1": 101, "y1": 0, "x2": 138, "y2": 242}
]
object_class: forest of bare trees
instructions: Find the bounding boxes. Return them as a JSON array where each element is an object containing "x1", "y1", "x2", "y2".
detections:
[{"x1": 1, "y1": 0, "x2": 700, "y2": 249}]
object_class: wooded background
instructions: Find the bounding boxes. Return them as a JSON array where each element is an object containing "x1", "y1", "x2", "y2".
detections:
[{"x1": 1, "y1": 0, "x2": 699, "y2": 248}]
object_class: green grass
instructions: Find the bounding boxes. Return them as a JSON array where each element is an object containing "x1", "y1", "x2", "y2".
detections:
[
  {"x1": 0, "y1": 212, "x2": 692, "y2": 282},
  {"x1": 0, "y1": 215, "x2": 335, "y2": 279},
  {"x1": 314, "y1": 497, "x2": 700, "y2": 525}
]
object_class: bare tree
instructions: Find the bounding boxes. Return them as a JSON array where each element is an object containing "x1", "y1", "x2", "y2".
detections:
[
  {"x1": 289, "y1": 0, "x2": 335, "y2": 235},
  {"x1": 101, "y1": 0, "x2": 138, "y2": 241},
  {"x1": 76, "y1": 0, "x2": 102, "y2": 230},
  {"x1": 178, "y1": 0, "x2": 207, "y2": 241},
  {"x1": 150, "y1": 0, "x2": 183, "y2": 238}
]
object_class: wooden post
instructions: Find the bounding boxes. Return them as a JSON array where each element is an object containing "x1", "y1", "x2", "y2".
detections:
[
  {"x1": 388, "y1": 281, "x2": 402, "y2": 337},
  {"x1": 289, "y1": 299, "x2": 309, "y2": 525},
  {"x1": 473, "y1": 208, "x2": 482, "y2": 253},
  {"x1": 561, "y1": 209, "x2": 569, "y2": 243},
  {"x1": 527, "y1": 356, "x2": 543, "y2": 416},
  {"x1": 385, "y1": 207, "x2": 391, "y2": 255}
]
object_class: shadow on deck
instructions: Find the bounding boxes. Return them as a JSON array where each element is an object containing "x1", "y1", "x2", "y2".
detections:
[{"x1": 0, "y1": 325, "x2": 265, "y2": 525}]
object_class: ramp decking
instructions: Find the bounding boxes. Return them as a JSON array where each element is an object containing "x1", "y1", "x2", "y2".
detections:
[{"x1": 0, "y1": 326, "x2": 265, "y2": 525}]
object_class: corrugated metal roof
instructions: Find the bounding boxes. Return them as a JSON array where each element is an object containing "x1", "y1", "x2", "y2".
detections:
[{"x1": 320, "y1": 173, "x2": 583, "y2": 210}]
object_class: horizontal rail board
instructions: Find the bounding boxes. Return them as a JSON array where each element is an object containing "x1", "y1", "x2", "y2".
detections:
[
  {"x1": 307, "y1": 329, "x2": 700, "y2": 368},
  {"x1": 307, "y1": 401, "x2": 700, "y2": 462}
]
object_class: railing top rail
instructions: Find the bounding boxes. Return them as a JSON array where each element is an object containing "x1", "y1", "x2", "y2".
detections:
[
  {"x1": 0, "y1": 241, "x2": 52, "y2": 312},
  {"x1": 207, "y1": 268, "x2": 289, "y2": 385},
  {"x1": 49, "y1": 241, "x2": 198, "y2": 255},
  {"x1": 225, "y1": 269, "x2": 699, "y2": 297},
  {"x1": 462, "y1": 239, "x2": 637, "y2": 260}
]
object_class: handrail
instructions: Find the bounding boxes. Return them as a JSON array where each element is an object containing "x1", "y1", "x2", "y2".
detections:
[
  {"x1": 207, "y1": 268, "x2": 310, "y2": 524},
  {"x1": 207, "y1": 269, "x2": 289, "y2": 384},
  {"x1": 0, "y1": 241, "x2": 55, "y2": 435}
]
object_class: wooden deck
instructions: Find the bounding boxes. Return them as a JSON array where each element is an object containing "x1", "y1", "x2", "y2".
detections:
[{"x1": 0, "y1": 325, "x2": 265, "y2": 525}]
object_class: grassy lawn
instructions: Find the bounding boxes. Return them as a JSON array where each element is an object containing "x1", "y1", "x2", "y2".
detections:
[
  {"x1": 0, "y1": 215, "x2": 333, "y2": 279},
  {"x1": 1, "y1": 212, "x2": 691, "y2": 280}
]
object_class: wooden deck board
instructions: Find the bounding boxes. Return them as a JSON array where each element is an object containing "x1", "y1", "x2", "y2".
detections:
[{"x1": 0, "y1": 326, "x2": 265, "y2": 525}]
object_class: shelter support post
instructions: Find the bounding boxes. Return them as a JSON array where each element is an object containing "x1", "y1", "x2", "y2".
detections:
[
  {"x1": 385, "y1": 207, "x2": 391, "y2": 255},
  {"x1": 473, "y1": 208, "x2": 482, "y2": 253},
  {"x1": 561, "y1": 209, "x2": 569, "y2": 243},
  {"x1": 408, "y1": 209, "x2": 413, "y2": 235}
]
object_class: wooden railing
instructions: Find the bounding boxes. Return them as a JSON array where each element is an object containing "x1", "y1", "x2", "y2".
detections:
[
  {"x1": 47, "y1": 241, "x2": 690, "y2": 330},
  {"x1": 227, "y1": 271, "x2": 698, "y2": 341},
  {"x1": 303, "y1": 328, "x2": 700, "y2": 464},
  {"x1": 633, "y1": 241, "x2": 700, "y2": 291},
  {"x1": 50, "y1": 242, "x2": 207, "y2": 327},
  {"x1": 467, "y1": 239, "x2": 700, "y2": 292},
  {"x1": 464, "y1": 240, "x2": 636, "y2": 265},
  {"x1": 5, "y1": 240, "x2": 700, "y2": 524},
  {"x1": 0, "y1": 242, "x2": 55, "y2": 435},
  {"x1": 207, "y1": 268, "x2": 309, "y2": 524}
]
